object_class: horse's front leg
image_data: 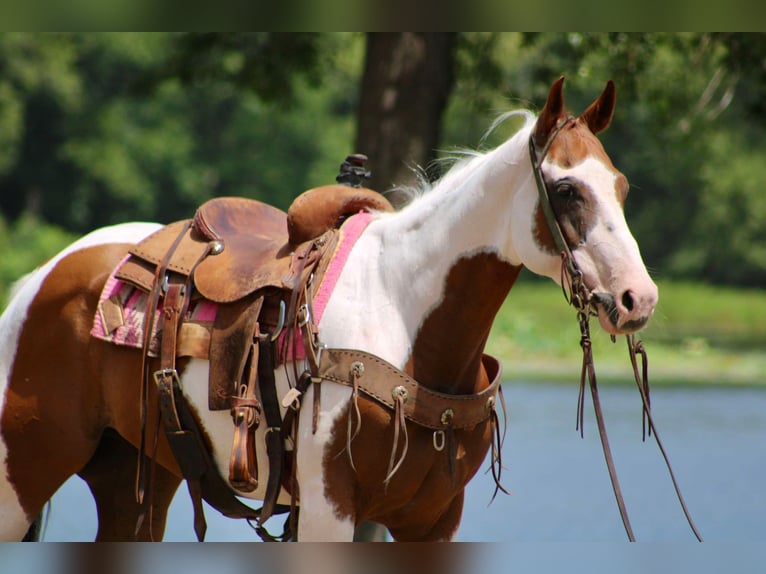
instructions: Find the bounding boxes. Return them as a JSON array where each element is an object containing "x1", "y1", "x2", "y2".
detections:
[{"x1": 294, "y1": 387, "x2": 356, "y2": 542}]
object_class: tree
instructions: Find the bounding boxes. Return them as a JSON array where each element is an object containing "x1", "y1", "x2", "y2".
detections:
[
  {"x1": 355, "y1": 33, "x2": 457, "y2": 192},
  {"x1": 0, "y1": 33, "x2": 353, "y2": 232},
  {"x1": 3, "y1": 33, "x2": 766, "y2": 287}
]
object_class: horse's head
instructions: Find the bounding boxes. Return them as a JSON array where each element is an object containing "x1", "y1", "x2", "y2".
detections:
[{"x1": 515, "y1": 76, "x2": 658, "y2": 335}]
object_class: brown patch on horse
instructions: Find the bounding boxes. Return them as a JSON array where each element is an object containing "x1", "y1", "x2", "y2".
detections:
[
  {"x1": 533, "y1": 76, "x2": 629, "y2": 254},
  {"x1": 532, "y1": 122, "x2": 631, "y2": 255},
  {"x1": 409, "y1": 252, "x2": 520, "y2": 395},
  {"x1": 532, "y1": 165, "x2": 602, "y2": 256},
  {"x1": 1, "y1": 243, "x2": 182, "y2": 522},
  {"x1": 534, "y1": 76, "x2": 615, "y2": 148},
  {"x1": 531, "y1": 78, "x2": 628, "y2": 254},
  {"x1": 321, "y1": 253, "x2": 519, "y2": 539},
  {"x1": 321, "y1": 393, "x2": 493, "y2": 540}
]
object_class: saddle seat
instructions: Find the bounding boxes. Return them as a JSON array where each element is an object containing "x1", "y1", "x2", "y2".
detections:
[
  {"x1": 116, "y1": 184, "x2": 393, "y2": 304},
  {"x1": 192, "y1": 196, "x2": 292, "y2": 304}
]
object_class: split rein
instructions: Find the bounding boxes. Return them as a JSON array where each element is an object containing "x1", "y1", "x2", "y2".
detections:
[{"x1": 530, "y1": 121, "x2": 703, "y2": 542}]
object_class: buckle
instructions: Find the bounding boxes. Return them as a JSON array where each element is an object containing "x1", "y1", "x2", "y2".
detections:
[
  {"x1": 153, "y1": 367, "x2": 181, "y2": 387},
  {"x1": 297, "y1": 304, "x2": 312, "y2": 328}
]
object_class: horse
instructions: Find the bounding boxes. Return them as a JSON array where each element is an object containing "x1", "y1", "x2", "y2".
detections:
[{"x1": 0, "y1": 76, "x2": 657, "y2": 542}]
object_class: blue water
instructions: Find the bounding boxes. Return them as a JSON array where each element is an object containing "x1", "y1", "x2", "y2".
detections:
[{"x1": 40, "y1": 381, "x2": 766, "y2": 544}]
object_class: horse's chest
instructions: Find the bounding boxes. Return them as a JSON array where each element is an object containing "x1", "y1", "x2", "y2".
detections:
[{"x1": 319, "y1": 392, "x2": 492, "y2": 524}]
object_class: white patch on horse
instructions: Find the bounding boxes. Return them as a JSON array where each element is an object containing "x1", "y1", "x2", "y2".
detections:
[
  {"x1": 0, "y1": 222, "x2": 161, "y2": 540},
  {"x1": 179, "y1": 358, "x2": 287, "y2": 505},
  {"x1": 295, "y1": 383, "x2": 356, "y2": 541},
  {"x1": 182, "y1": 356, "x2": 356, "y2": 539},
  {"x1": 318, "y1": 128, "x2": 537, "y2": 368},
  {"x1": 543, "y1": 156, "x2": 648, "y2": 295}
]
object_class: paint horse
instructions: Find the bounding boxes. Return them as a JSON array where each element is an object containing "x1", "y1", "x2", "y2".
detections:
[{"x1": 0, "y1": 77, "x2": 657, "y2": 541}]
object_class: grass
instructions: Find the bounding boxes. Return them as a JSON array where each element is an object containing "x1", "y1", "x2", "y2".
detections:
[{"x1": 487, "y1": 278, "x2": 766, "y2": 386}]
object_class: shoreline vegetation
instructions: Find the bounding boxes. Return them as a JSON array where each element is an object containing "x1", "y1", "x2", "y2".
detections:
[
  {"x1": 488, "y1": 277, "x2": 766, "y2": 387},
  {"x1": 2, "y1": 260, "x2": 763, "y2": 387}
]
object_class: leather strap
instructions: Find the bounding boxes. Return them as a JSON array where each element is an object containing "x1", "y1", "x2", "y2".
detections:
[
  {"x1": 135, "y1": 220, "x2": 192, "y2": 509},
  {"x1": 529, "y1": 120, "x2": 580, "y2": 280},
  {"x1": 532, "y1": 121, "x2": 639, "y2": 541},
  {"x1": 256, "y1": 328, "x2": 285, "y2": 524},
  {"x1": 318, "y1": 350, "x2": 502, "y2": 430},
  {"x1": 225, "y1": 296, "x2": 265, "y2": 491},
  {"x1": 133, "y1": 229, "x2": 269, "y2": 541},
  {"x1": 154, "y1": 282, "x2": 212, "y2": 541},
  {"x1": 156, "y1": 371, "x2": 264, "y2": 537},
  {"x1": 627, "y1": 335, "x2": 704, "y2": 542},
  {"x1": 228, "y1": 339, "x2": 262, "y2": 492},
  {"x1": 154, "y1": 290, "x2": 268, "y2": 539},
  {"x1": 576, "y1": 323, "x2": 635, "y2": 542}
]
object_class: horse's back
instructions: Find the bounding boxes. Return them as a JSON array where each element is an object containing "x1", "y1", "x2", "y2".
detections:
[{"x1": 0, "y1": 223, "x2": 160, "y2": 540}]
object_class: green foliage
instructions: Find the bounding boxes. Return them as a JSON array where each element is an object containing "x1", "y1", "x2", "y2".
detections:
[
  {"x1": 444, "y1": 33, "x2": 766, "y2": 287},
  {"x1": 0, "y1": 32, "x2": 358, "y2": 233},
  {"x1": 0, "y1": 33, "x2": 765, "y2": 287},
  {"x1": 487, "y1": 278, "x2": 766, "y2": 386},
  {"x1": 0, "y1": 212, "x2": 77, "y2": 306},
  {"x1": 671, "y1": 128, "x2": 766, "y2": 284},
  {"x1": 165, "y1": 33, "x2": 326, "y2": 103}
]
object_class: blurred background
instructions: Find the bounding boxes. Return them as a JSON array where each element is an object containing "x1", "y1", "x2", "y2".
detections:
[
  {"x1": 1, "y1": 32, "x2": 765, "y2": 383},
  {"x1": 1, "y1": 33, "x2": 765, "y2": 553},
  {"x1": 2, "y1": 33, "x2": 766, "y2": 284}
]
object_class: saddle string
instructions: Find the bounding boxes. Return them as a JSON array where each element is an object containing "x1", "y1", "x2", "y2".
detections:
[
  {"x1": 488, "y1": 387, "x2": 510, "y2": 503},
  {"x1": 384, "y1": 387, "x2": 410, "y2": 488},
  {"x1": 345, "y1": 362, "x2": 364, "y2": 473}
]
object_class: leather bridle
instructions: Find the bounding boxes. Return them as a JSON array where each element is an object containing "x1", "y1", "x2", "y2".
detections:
[{"x1": 529, "y1": 120, "x2": 703, "y2": 542}]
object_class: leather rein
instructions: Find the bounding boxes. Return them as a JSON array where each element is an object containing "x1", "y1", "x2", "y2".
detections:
[{"x1": 529, "y1": 118, "x2": 703, "y2": 542}]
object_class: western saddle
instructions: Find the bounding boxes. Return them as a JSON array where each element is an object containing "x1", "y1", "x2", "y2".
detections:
[{"x1": 116, "y1": 184, "x2": 393, "y2": 541}]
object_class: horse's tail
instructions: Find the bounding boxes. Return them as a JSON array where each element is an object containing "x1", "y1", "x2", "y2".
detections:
[{"x1": 21, "y1": 503, "x2": 50, "y2": 541}]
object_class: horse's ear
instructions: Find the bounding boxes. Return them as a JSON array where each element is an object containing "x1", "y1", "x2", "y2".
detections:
[
  {"x1": 533, "y1": 76, "x2": 567, "y2": 148},
  {"x1": 580, "y1": 80, "x2": 616, "y2": 135}
]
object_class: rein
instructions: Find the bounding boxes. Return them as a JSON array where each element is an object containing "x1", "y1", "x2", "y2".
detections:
[{"x1": 529, "y1": 121, "x2": 703, "y2": 542}]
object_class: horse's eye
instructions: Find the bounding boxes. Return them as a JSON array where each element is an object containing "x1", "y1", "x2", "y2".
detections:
[{"x1": 555, "y1": 182, "x2": 577, "y2": 198}]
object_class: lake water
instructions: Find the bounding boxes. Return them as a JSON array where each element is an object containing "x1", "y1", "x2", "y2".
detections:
[{"x1": 41, "y1": 381, "x2": 766, "y2": 543}]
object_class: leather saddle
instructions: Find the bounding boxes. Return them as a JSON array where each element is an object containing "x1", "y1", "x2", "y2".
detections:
[
  {"x1": 112, "y1": 184, "x2": 393, "y2": 540},
  {"x1": 117, "y1": 184, "x2": 391, "y2": 304}
]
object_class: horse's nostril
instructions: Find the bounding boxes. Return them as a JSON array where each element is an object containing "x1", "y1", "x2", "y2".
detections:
[{"x1": 621, "y1": 290, "x2": 635, "y2": 312}]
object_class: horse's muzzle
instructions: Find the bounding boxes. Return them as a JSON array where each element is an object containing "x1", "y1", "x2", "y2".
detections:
[{"x1": 591, "y1": 291, "x2": 652, "y2": 335}]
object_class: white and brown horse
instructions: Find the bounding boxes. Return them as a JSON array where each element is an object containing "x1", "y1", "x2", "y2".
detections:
[{"x1": 0, "y1": 77, "x2": 657, "y2": 541}]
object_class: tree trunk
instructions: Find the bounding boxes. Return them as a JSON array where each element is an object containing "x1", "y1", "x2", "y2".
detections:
[
  {"x1": 352, "y1": 36, "x2": 456, "y2": 542},
  {"x1": 355, "y1": 33, "x2": 457, "y2": 193}
]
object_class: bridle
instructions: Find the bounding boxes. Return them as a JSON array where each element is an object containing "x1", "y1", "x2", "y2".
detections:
[{"x1": 529, "y1": 119, "x2": 703, "y2": 542}]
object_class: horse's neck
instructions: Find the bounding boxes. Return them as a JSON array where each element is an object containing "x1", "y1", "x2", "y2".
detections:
[{"x1": 375, "y1": 141, "x2": 528, "y2": 394}]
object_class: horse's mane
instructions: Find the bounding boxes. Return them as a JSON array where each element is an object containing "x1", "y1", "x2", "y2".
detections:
[{"x1": 386, "y1": 110, "x2": 536, "y2": 209}]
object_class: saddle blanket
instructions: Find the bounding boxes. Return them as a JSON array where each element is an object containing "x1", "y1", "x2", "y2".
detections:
[{"x1": 90, "y1": 211, "x2": 374, "y2": 362}]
